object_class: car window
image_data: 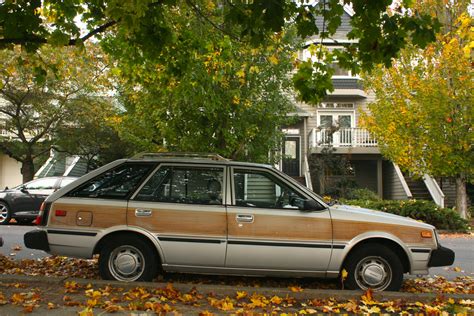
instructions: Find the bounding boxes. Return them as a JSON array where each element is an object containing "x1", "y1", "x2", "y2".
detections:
[
  {"x1": 25, "y1": 178, "x2": 57, "y2": 190},
  {"x1": 59, "y1": 178, "x2": 76, "y2": 188},
  {"x1": 66, "y1": 163, "x2": 155, "y2": 199},
  {"x1": 233, "y1": 169, "x2": 305, "y2": 209},
  {"x1": 134, "y1": 166, "x2": 224, "y2": 205}
]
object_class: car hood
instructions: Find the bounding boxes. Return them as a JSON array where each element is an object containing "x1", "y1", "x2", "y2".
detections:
[{"x1": 330, "y1": 203, "x2": 434, "y2": 230}]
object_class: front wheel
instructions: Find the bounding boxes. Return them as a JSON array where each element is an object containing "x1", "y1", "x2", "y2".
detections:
[
  {"x1": 343, "y1": 243, "x2": 404, "y2": 291},
  {"x1": 0, "y1": 202, "x2": 11, "y2": 225},
  {"x1": 98, "y1": 235, "x2": 159, "y2": 282}
]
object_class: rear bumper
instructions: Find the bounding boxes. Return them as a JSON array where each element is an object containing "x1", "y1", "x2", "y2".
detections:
[
  {"x1": 24, "y1": 230, "x2": 50, "y2": 252},
  {"x1": 428, "y1": 245, "x2": 455, "y2": 267}
]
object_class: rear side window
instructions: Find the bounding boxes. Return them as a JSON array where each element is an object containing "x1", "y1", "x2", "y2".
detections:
[
  {"x1": 66, "y1": 163, "x2": 155, "y2": 199},
  {"x1": 134, "y1": 166, "x2": 224, "y2": 205}
]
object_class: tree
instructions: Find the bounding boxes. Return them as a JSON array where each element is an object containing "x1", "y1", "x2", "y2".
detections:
[
  {"x1": 54, "y1": 98, "x2": 136, "y2": 173},
  {"x1": 106, "y1": 4, "x2": 296, "y2": 162},
  {"x1": 361, "y1": 0, "x2": 473, "y2": 218},
  {"x1": 0, "y1": 0, "x2": 440, "y2": 104},
  {"x1": 0, "y1": 45, "x2": 110, "y2": 182}
]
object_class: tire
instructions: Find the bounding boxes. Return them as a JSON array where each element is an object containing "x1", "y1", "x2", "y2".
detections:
[
  {"x1": 98, "y1": 235, "x2": 159, "y2": 282},
  {"x1": 343, "y1": 243, "x2": 404, "y2": 291},
  {"x1": 0, "y1": 202, "x2": 11, "y2": 225}
]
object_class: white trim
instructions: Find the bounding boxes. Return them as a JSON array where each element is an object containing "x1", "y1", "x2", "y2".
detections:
[
  {"x1": 393, "y1": 163, "x2": 412, "y2": 199},
  {"x1": 63, "y1": 156, "x2": 81, "y2": 176},
  {"x1": 423, "y1": 175, "x2": 445, "y2": 208}
]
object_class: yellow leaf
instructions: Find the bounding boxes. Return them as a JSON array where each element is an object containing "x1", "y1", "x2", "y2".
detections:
[
  {"x1": 341, "y1": 269, "x2": 348, "y2": 281},
  {"x1": 289, "y1": 286, "x2": 303, "y2": 292},
  {"x1": 270, "y1": 295, "x2": 282, "y2": 304},
  {"x1": 236, "y1": 291, "x2": 247, "y2": 300}
]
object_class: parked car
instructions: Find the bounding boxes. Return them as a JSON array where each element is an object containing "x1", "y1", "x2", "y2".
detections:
[
  {"x1": 0, "y1": 176, "x2": 78, "y2": 225},
  {"x1": 24, "y1": 153, "x2": 454, "y2": 291}
]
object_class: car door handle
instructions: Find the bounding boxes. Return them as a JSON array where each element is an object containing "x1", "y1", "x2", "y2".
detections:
[
  {"x1": 135, "y1": 209, "x2": 152, "y2": 217},
  {"x1": 236, "y1": 214, "x2": 254, "y2": 223}
]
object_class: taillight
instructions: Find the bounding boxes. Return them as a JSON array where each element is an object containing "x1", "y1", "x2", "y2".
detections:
[{"x1": 34, "y1": 202, "x2": 51, "y2": 226}]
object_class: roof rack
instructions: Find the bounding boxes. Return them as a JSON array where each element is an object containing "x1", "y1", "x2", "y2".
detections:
[{"x1": 132, "y1": 152, "x2": 230, "y2": 161}]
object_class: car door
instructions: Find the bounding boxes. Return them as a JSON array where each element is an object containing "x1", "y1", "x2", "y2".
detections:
[
  {"x1": 15, "y1": 178, "x2": 58, "y2": 212},
  {"x1": 128, "y1": 164, "x2": 227, "y2": 267},
  {"x1": 225, "y1": 167, "x2": 333, "y2": 272}
]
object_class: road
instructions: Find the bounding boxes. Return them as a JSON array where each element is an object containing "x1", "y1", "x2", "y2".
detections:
[{"x1": 1, "y1": 224, "x2": 473, "y2": 279}]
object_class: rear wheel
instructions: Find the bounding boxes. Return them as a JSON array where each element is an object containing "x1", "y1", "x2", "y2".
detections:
[
  {"x1": 0, "y1": 202, "x2": 11, "y2": 225},
  {"x1": 98, "y1": 235, "x2": 159, "y2": 282},
  {"x1": 343, "y1": 243, "x2": 404, "y2": 291}
]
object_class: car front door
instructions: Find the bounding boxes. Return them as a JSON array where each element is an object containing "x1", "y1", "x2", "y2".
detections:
[
  {"x1": 225, "y1": 167, "x2": 333, "y2": 273},
  {"x1": 15, "y1": 178, "x2": 58, "y2": 212},
  {"x1": 128, "y1": 164, "x2": 227, "y2": 267}
]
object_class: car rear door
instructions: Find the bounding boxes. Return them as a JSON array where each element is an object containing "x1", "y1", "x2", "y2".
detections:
[
  {"x1": 225, "y1": 167, "x2": 333, "y2": 273},
  {"x1": 128, "y1": 163, "x2": 227, "y2": 267}
]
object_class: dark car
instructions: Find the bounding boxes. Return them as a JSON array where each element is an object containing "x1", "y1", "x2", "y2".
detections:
[{"x1": 0, "y1": 177, "x2": 77, "y2": 225}]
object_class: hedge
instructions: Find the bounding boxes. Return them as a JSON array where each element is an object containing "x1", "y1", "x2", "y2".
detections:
[{"x1": 340, "y1": 199, "x2": 469, "y2": 232}]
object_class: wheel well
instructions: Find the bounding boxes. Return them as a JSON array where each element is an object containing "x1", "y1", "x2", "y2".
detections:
[
  {"x1": 342, "y1": 238, "x2": 410, "y2": 273},
  {"x1": 94, "y1": 231, "x2": 162, "y2": 263}
]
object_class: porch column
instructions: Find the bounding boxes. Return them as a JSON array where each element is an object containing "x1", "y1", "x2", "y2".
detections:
[{"x1": 377, "y1": 158, "x2": 383, "y2": 198}]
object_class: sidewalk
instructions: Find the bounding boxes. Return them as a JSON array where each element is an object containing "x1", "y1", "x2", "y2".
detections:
[{"x1": 1, "y1": 274, "x2": 473, "y2": 315}]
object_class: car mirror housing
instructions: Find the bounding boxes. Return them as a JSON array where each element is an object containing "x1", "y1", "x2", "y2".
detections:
[
  {"x1": 302, "y1": 199, "x2": 326, "y2": 212},
  {"x1": 20, "y1": 186, "x2": 29, "y2": 193}
]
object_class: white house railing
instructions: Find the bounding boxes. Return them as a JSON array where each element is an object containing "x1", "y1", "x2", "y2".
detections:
[{"x1": 309, "y1": 127, "x2": 378, "y2": 148}]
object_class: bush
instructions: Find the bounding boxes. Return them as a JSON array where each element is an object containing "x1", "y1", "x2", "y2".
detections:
[
  {"x1": 346, "y1": 188, "x2": 380, "y2": 201},
  {"x1": 340, "y1": 199, "x2": 469, "y2": 231}
]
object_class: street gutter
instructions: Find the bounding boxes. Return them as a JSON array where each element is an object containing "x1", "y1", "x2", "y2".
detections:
[{"x1": 1, "y1": 274, "x2": 473, "y2": 302}]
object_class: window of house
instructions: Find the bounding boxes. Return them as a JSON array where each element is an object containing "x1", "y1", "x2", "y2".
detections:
[
  {"x1": 67, "y1": 163, "x2": 155, "y2": 199},
  {"x1": 134, "y1": 166, "x2": 224, "y2": 205},
  {"x1": 233, "y1": 169, "x2": 305, "y2": 210},
  {"x1": 329, "y1": 63, "x2": 351, "y2": 76}
]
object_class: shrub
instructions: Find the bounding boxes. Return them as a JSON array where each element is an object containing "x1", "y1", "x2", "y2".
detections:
[
  {"x1": 340, "y1": 199, "x2": 469, "y2": 231},
  {"x1": 346, "y1": 188, "x2": 380, "y2": 201}
]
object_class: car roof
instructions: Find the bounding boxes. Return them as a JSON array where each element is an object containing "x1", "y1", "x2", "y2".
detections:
[{"x1": 125, "y1": 153, "x2": 274, "y2": 169}]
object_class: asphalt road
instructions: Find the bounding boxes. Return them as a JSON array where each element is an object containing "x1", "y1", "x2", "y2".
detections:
[{"x1": 1, "y1": 224, "x2": 473, "y2": 280}]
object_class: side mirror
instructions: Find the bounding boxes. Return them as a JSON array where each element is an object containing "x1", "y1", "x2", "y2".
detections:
[
  {"x1": 20, "y1": 186, "x2": 29, "y2": 193},
  {"x1": 302, "y1": 199, "x2": 326, "y2": 212}
]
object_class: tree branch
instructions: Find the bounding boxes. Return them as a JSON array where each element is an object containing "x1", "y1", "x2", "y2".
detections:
[
  {"x1": 0, "y1": 20, "x2": 117, "y2": 46},
  {"x1": 185, "y1": 0, "x2": 241, "y2": 42}
]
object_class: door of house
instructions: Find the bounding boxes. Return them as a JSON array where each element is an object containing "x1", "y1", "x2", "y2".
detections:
[{"x1": 282, "y1": 137, "x2": 300, "y2": 176}]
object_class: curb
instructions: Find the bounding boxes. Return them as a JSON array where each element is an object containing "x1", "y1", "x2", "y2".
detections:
[{"x1": 1, "y1": 274, "x2": 473, "y2": 302}]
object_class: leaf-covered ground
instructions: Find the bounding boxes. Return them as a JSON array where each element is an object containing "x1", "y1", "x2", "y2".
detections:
[{"x1": 1, "y1": 253, "x2": 474, "y2": 314}]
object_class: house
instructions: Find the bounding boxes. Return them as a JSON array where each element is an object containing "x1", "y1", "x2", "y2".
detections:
[{"x1": 278, "y1": 6, "x2": 455, "y2": 208}]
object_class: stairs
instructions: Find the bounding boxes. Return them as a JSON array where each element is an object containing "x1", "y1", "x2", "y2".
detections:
[{"x1": 404, "y1": 176, "x2": 432, "y2": 201}]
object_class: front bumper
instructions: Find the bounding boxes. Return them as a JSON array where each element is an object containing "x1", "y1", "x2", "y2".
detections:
[
  {"x1": 428, "y1": 245, "x2": 455, "y2": 267},
  {"x1": 14, "y1": 211, "x2": 39, "y2": 220},
  {"x1": 24, "y1": 230, "x2": 50, "y2": 252}
]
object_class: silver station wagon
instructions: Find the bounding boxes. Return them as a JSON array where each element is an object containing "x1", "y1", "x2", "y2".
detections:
[{"x1": 24, "y1": 153, "x2": 454, "y2": 291}]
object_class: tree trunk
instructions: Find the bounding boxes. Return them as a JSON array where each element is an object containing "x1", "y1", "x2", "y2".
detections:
[
  {"x1": 21, "y1": 157, "x2": 35, "y2": 183},
  {"x1": 455, "y1": 176, "x2": 468, "y2": 219}
]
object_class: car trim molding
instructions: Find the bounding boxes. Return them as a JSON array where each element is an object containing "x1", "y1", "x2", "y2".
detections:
[
  {"x1": 410, "y1": 248, "x2": 431, "y2": 253},
  {"x1": 228, "y1": 239, "x2": 345, "y2": 249},
  {"x1": 48, "y1": 229, "x2": 97, "y2": 237},
  {"x1": 159, "y1": 237, "x2": 224, "y2": 244}
]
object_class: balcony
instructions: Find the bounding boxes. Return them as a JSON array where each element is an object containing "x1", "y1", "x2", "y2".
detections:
[{"x1": 309, "y1": 127, "x2": 378, "y2": 150}]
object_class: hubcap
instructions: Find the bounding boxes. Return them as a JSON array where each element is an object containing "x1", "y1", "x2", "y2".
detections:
[
  {"x1": 355, "y1": 256, "x2": 392, "y2": 291},
  {"x1": 108, "y1": 245, "x2": 145, "y2": 281},
  {"x1": 0, "y1": 205, "x2": 8, "y2": 223}
]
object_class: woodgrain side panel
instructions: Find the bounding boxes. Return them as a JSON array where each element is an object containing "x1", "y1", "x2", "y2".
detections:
[
  {"x1": 332, "y1": 219, "x2": 434, "y2": 246},
  {"x1": 127, "y1": 209, "x2": 227, "y2": 237},
  {"x1": 227, "y1": 213, "x2": 332, "y2": 241},
  {"x1": 49, "y1": 202, "x2": 127, "y2": 228}
]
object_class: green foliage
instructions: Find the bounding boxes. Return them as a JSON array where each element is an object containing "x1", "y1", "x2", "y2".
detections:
[
  {"x1": 0, "y1": 0, "x2": 440, "y2": 104},
  {"x1": 342, "y1": 199, "x2": 469, "y2": 231},
  {"x1": 104, "y1": 4, "x2": 297, "y2": 163},
  {"x1": 360, "y1": 1, "x2": 473, "y2": 218},
  {"x1": 346, "y1": 188, "x2": 381, "y2": 201},
  {"x1": 0, "y1": 44, "x2": 111, "y2": 181},
  {"x1": 54, "y1": 99, "x2": 136, "y2": 172}
]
